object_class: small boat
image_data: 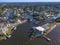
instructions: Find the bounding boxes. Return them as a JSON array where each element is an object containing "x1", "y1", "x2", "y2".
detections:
[{"x1": 6, "y1": 35, "x2": 11, "y2": 39}]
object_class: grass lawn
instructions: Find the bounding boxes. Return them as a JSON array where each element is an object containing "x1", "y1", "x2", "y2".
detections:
[{"x1": 0, "y1": 35, "x2": 7, "y2": 40}]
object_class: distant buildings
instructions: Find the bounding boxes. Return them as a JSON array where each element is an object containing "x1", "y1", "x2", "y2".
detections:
[{"x1": 0, "y1": 4, "x2": 60, "y2": 40}]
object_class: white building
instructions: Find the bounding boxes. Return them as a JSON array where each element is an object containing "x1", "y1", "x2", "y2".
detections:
[
  {"x1": 0, "y1": 26, "x2": 8, "y2": 35},
  {"x1": 33, "y1": 24, "x2": 49, "y2": 34}
]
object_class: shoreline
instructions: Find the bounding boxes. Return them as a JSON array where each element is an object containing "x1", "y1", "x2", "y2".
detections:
[{"x1": 44, "y1": 24, "x2": 57, "y2": 36}]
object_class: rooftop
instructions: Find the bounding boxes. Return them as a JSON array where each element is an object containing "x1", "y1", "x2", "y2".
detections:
[{"x1": 35, "y1": 26, "x2": 45, "y2": 31}]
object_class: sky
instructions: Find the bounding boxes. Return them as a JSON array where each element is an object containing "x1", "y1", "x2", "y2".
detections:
[{"x1": 0, "y1": 0, "x2": 60, "y2": 2}]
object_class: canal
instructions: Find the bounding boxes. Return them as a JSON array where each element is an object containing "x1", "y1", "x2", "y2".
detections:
[
  {"x1": 25, "y1": 23, "x2": 60, "y2": 45},
  {"x1": 0, "y1": 12, "x2": 60, "y2": 45},
  {"x1": 0, "y1": 22, "x2": 60, "y2": 45}
]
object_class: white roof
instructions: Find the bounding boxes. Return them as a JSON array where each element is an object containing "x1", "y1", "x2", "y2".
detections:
[
  {"x1": 0, "y1": 26, "x2": 8, "y2": 35},
  {"x1": 35, "y1": 26, "x2": 45, "y2": 31}
]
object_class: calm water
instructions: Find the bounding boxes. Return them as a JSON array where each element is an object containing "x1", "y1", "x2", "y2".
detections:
[
  {"x1": 0, "y1": 22, "x2": 60, "y2": 45},
  {"x1": 0, "y1": 10, "x2": 60, "y2": 45},
  {"x1": 24, "y1": 24, "x2": 60, "y2": 45}
]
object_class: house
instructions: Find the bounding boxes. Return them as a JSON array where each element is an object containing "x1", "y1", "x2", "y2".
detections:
[
  {"x1": 0, "y1": 26, "x2": 8, "y2": 35},
  {"x1": 46, "y1": 14, "x2": 51, "y2": 18},
  {"x1": 33, "y1": 25, "x2": 49, "y2": 35},
  {"x1": 0, "y1": 17, "x2": 7, "y2": 22},
  {"x1": 31, "y1": 23, "x2": 49, "y2": 37},
  {"x1": 8, "y1": 19, "x2": 16, "y2": 23},
  {"x1": 2, "y1": 26, "x2": 8, "y2": 35},
  {"x1": 33, "y1": 26, "x2": 45, "y2": 34},
  {"x1": 0, "y1": 22, "x2": 9, "y2": 35}
]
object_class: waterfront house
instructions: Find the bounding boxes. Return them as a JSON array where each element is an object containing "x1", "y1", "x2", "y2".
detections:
[
  {"x1": 0, "y1": 26, "x2": 8, "y2": 35},
  {"x1": 33, "y1": 26, "x2": 45, "y2": 34},
  {"x1": 2, "y1": 26, "x2": 8, "y2": 35},
  {"x1": 33, "y1": 25, "x2": 49, "y2": 34},
  {"x1": 32, "y1": 24, "x2": 49, "y2": 37}
]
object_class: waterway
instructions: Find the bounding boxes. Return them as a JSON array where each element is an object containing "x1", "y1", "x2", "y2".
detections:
[
  {"x1": 0, "y1": 22, "x2": 60, "y2": 45},
  {"x1": 0, "y1": 11, "x2": 60, "y2": 45}
]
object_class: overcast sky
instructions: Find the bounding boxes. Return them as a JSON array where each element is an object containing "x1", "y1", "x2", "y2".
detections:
[{"x1": 0, "y1": 0, "x2": 60, "y2": 2}]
